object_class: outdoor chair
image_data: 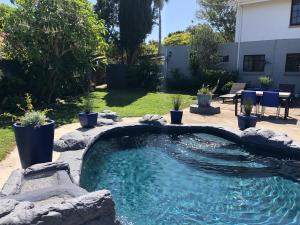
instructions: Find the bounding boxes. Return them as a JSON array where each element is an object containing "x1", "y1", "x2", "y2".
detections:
[
  {"x1": 241, "y1": 91, "x2": 258, "y2": 114},
  {"x1": 220, "y1": 83, "x2": 246, "y2": 103},
  {"x1": 260, "y1": 91, "x2": 281, "y2": 118}
]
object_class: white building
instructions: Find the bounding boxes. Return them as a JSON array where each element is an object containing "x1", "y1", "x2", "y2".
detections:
[{"x1": 166, "y1": 0, "x2": 300, "y2": 94}]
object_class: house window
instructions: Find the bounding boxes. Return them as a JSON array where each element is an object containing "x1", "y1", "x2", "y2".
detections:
[
  {"x1": 285, "y1": 53, "x2": 300, "y2": 72},
  {"x1": 243, "y1": 55, "x2": 266, "y2": 72},
  {"x1": 221, "y1": 55, "x2": 229, "y2": 63},
  {"x1": 291, "y1": 0, "x2": 300, "y2": 25}
]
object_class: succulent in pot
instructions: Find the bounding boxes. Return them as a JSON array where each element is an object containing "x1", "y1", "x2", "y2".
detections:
[
  {"x1": 78, "y1": 95, "x2": 98, "y2": 128},
  {"x1": 170, "y1": 95, "x2": 183, "y2": 124},
  {"x1": 1, "y1": 94, "x2": 54, "y2": 168},
  {"x1": 237, "y1": 98, "x2": 257, "y2": 130},
  {"x1": 259, "y1": 75, "x2": 272, "y2": 90}
]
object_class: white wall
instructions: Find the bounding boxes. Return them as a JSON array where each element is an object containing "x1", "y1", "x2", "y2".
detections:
[{"x1": 235, "y1": 0, "x2": 300, "y2": 42}]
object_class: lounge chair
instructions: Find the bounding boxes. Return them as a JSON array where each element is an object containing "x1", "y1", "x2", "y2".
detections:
[{"x1": 220, "y1": 83, "x2": 246, "y2": 103}]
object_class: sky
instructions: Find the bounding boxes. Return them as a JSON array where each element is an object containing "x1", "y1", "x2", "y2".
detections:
[{"x1": 0, "y1": 0, "x2": 199, "y2": 41}]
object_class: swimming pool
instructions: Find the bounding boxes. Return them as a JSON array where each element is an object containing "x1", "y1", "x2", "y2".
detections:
[{"x1": 80, "y1": 132, "x2": 300, "y2": 225}]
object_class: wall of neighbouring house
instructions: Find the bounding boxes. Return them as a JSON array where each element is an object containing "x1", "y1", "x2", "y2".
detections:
[
  {"x1": 164, "y1": 38, "x2": 300, "y2": 95},
  {"x1": 235, "y1": 0, "x2": 300, "y2": 42}
]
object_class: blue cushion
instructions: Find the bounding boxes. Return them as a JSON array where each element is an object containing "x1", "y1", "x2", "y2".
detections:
[{"x1": 241, "y1": 91, "x2": 257, "y2": 106}]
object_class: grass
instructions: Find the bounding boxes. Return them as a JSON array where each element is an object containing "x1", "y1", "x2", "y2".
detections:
[{"x1": 0, "y1": 88, "x2": 194, "y2": 161}]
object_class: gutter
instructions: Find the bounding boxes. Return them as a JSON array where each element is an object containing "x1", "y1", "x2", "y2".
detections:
[{"x1": 236, "y1": 4, "x2": 243, "y2": 71}]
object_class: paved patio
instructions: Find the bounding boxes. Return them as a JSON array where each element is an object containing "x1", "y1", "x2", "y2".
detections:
[{"x1": 0, "y1": 100, "x2": 299, "y2": 188}]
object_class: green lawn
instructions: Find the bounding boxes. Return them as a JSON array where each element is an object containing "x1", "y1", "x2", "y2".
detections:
[{"x1": 0, "y1": 88, "x2": 194, "y2": 161}]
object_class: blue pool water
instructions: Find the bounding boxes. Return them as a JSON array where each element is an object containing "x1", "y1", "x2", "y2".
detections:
[{"x1": 80, "y1": 133, "x2": 300, "y2": 225}]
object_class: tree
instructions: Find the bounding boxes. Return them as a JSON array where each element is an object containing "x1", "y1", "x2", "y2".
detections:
[
  {"x1": 189, "y1": 24, "x2": 221, "y2": 76},
  {"x1": 163, "y1": 31, "x2": 191, "y2": 46},
  {"x1": 4, "y1": 0, "x2": 107, "y2": 103},
  {"x1": 197, "y1": 0, "x2": 237, "y2": 42},
  {"x1": 94, "y1": 0, "x2": 119, "y2": 44},
  {"x1": 153, "y1": 0, "x2": 168, "y2": 55},
  {"x1": 119, "y1": 0, "x2": 154, "y2": 64},
  {"x1": 0, "y1": 3, "x2": 14, "y2": 32}
]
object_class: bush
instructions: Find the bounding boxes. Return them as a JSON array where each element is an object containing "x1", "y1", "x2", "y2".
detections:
[
  {"x1": 166, "y1": 68, "x2": 201, "y2": 92},
  {"x1": 126, "y1": 59, "x2": 162, "y2": 90},
  {"x1": 201, "y1": 69, "x2": 238, "y2": 94},
  {"x1": 222, "y1": 81, "x2": 234, "y2": 94}
]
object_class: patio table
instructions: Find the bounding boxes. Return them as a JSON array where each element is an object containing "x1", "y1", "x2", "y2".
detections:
[{"x1": 234, "y1": 91, "x2": 292, "y2": 120}]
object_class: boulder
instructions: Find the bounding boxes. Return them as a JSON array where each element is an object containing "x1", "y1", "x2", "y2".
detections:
[
  {"x1": 0, "y1": 190, "x2": 119, "y2": 225},
  {"x1": 139, "y1": 114, "x2": 167, "y2": 126},
  {"x1": 97, "y1": 118, "x2": 115, "y2": 126},
  {"x1": 98, "y1": 110, "x2": 122, "y2": 122}
]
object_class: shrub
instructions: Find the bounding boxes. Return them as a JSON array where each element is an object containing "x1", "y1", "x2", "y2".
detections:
[
  {"x1": 126, "y1": 59, "x2": 162, "y2": 90},
  {"x1": 201, "y1": 69, "x2": 238, "y2": 94},
  {"x1": 222, "y1": 81, "x2": 234, "y2": 94},
  {"x1": 259, "y1": 75, "x2": 272, "y2": 87},
  {"x1": 82, "y1": 96, "x2": 93, "y2": 113},
  {"x1": 166, "y1": 68, "x2": 201, "y2": 92}
]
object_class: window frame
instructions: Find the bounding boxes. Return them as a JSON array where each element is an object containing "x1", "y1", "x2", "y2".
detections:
[
  {"x1": 290, "y1": 0, "x2": 300, "y2": 26},
  {"x1": 285, "y1": 53, "x2": 300, "y2": 72},
  {"x1": 243, "y1": 55, "x2": 266, "y2": 72}
]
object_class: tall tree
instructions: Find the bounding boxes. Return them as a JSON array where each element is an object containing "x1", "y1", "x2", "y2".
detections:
[
  {"x1": 119, "y1": 0, "x2": 154, "y2": 64},
  {"x1": 189, "y1": 24, "x2": 221, "y2": 76},
  {"x1": 4, "y1": 0, "x2": 107, "y2": 103},
  {"x1": 94, "y1": 0, "x2": 119, "y2": 44},
  {"x1": 153, "y1": 0, "x2": 168, "y2": 55},
  {"x1": 197, "y1": 0, "x2": 236, "y2": 42}
]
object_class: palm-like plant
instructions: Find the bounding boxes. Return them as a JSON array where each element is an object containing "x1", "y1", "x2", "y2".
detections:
[{"x1": 154, "y1": 0, "x2": 168, "y2": 55}]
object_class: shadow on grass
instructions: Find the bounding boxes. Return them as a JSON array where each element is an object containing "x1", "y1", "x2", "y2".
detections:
[{"x1": 102, "y1": 88, "x2": 149, "y2": 107}]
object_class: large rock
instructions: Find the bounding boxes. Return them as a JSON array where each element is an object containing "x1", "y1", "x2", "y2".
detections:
[
  {"x1": 97, "y1": 118, "x2": 115, "y2": 126},
  {"x1": 139, "y1": 114, "x2": 167, "y2": 126},
  {"x1": 0, "y1": 190, "x2": 119, "y2": 225},
  {"x1": 54, "y1": 131, "x2": 90, "y2": 152},
  {"x1": 241, "y1": 128, "x2": 293, "y2": 147},
  {"x1": 98, "y1": 110, "x2": 122, "y2": 122}
]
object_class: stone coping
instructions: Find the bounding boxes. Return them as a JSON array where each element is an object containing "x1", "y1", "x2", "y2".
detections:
[
  {"x1": 2, "y1": 114, "x2": 300, "y2": 224},
  {"x1": 52, "y1": 122, "x2": 300, "y2": 186}
]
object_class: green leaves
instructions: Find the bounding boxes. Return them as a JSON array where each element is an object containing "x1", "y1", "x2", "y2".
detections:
[{"x1": 3, "y1": 0, "x2": 108, "y2": 102}]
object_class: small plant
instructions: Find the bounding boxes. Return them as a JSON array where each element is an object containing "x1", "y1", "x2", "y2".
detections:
[
  {"x1": 1, "y1": 93, "x2": 50, "y2": 127},
  {"x1": 259, "y1": 75, "x2": 272, "y2": 87},
  {"x1": 244, "y1": 98, "x2": 253, "y2": 116},
  {"x1": 172, "y1": 95, "x2": 182, "y2": 111},
  {"x1": 197, "y1": 80, "x2": 219, "y2": 95},
  {"x1": 82, "y1": 96, "x2": 93, "y2": 113}
]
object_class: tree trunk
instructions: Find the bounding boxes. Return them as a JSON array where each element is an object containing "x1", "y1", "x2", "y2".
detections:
[{"x1": 158, "y1": 8, "x2": 162, "y2": 56}]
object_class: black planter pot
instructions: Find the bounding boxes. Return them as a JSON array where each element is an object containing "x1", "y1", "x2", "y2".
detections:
[
  {"x1": 237, "y1": 114, "x2": 257, "y2": 131},
  {"x1": 13, "y1": 120, "x2": 55, "y2": 169},
  {"x1": 170, "y1": 110, "x2": 183, "y2": 124},
  {"x1": 79, "y1": 112, "x2": 98, "y2": 128}
]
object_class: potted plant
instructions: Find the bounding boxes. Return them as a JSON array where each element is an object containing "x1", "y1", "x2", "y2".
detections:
[
  {"x1": 237, "y1": 98, "x2": 258, "y2": 130},
  {"x1": 197, "y1": 82, "x2": 218, "y2": 107},
  {"x1": 78, "y1": 95, "x2": 98, "y2": 128},
  {"x1": 259, "y1": 75, "x2": 272, "y2": 90},
  {"x1": 170, "y1": 95, "x2": 183, "y2": 124},
  {"x1": 2, "y1": 94, "x2": 54, "y2": 168}
]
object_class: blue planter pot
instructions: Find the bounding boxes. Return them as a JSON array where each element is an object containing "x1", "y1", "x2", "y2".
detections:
[
  {"x1": 237, "y1": 115, "x2": 257, "y2": 130},
  {"x1": 79, "y1": 112, "x2": 98, "y2": 128},
  {"x1": 170, "y1": 110, "x2": 183, "y2": 124},
  {"x1": 13, "y1": 120, "x2": 55, "y2": 169}
]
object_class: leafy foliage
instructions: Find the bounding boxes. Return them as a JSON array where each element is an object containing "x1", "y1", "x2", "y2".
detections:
[
  {"x1": 163, "y1": 31, "x2": 191, "y2": 46},
  {"x1": 197, "y1": 0, "x2": 237, "y2": 42},
  {"x1": 139, "y1": 41, "x2": 159, "y2": 56},
  {"x1": 126, "y1": 59, "x2": 162, "y2": 90},
  {"x1": 259, "y1": 75, "x2": 272, "y2": 87},
  {"x1": 82, "y1": 96, "x2": 93, "y2": 113},
  {"x1": 172, "y1": 95, "x2": 182, "y2": 110},
  {"x1": 3, "y1": 0, "x2": 107, "y2": 103},
  {"x1": 119, "y1": 0, "x2": 154, "y2": 64},
  {"x1": 1, "y1": 93, "x2": 50, "y2": 127},
  {"x1": 244, "y1": 98, "x2": 253, "y2": 116},
  {"x1": 189, "y1": 25, "x2": 221, "y2": 76}
]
